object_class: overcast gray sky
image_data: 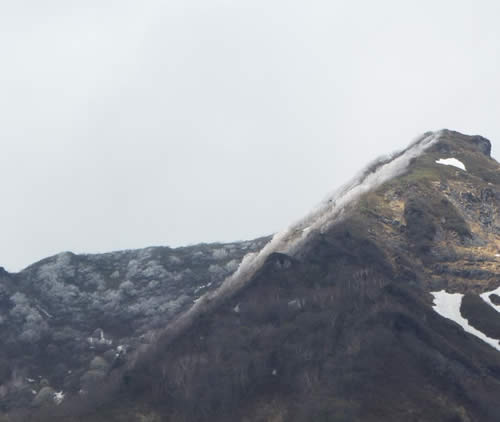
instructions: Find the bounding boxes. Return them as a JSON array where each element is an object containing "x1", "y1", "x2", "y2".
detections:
[{"x1": 1, "y1": 0, "x2": 499, "y2": 272}]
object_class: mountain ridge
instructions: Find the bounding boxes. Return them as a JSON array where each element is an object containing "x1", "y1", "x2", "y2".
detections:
[
  {"x1": 114, "y1": 129, "x2": 500, "y2": 422},
  {"x1": 2, "y1": 129, "x2": 500, "y2": 421}
]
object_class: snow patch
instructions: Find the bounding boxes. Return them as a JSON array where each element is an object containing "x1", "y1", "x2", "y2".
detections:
[
  {"x1": 431, "y1": 290, "x2": 500, "y2": 351},
  {"x1": 53, "y1": 391, "x2": 65, "y2": 405},
  {"x1": 87, "y1": 329, "x2": 112, "y2": 347},
  {"x1": 436, "y1": 158, "x2": 466, "y2": 171},
  {"x1": 480, "y1": 286, "x2": 500, "y2": 314},
  {"x1": 194, "y1": 282, "x2": 213, "y2": 294}
]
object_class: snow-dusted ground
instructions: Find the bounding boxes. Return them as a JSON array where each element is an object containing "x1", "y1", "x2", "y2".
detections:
[
  {"x1": 431, "y1": 290, "x2": 500, "y2": 351},
  {"x1": 436, "y1": 158, "x2": 467, "y2": 171},
  {"x1": 480, "y1": 286, "x2": 500, "y2": 314}
]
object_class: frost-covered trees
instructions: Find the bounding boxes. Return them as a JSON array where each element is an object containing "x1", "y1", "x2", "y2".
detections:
[
  {"x1": 9, "y1": 293, "x2": 48, "y2": 343},
  {"x1": 0, "y1": 237, "x2": 271, "y2": 411},
  {"x1": 212, "y1": 248, "x2": 228, "y2": 259}
]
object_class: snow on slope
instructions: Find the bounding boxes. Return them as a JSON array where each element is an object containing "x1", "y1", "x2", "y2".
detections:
[
  {"x1": 436, "y1": 158, "x2": 467, "y2": 171},
  {"x1": 143, "y1": 131, "x2": 442, "y2": 350},
  {"x1": 146, "y1": 131, "x2": 442, "y2": 341},
  {"x1": 431, "y1": 290, "x2": 500, "y2": 351},
  {"x1": 480, "y1": 286, "x2": 500, "y2": 313}
]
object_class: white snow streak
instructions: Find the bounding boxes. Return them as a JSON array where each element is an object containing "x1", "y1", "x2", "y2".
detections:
[
  {"x1": 480, "y1": 286, "x2": 500, "y2": 314},
  {"x1": 436, "y1": 158, "x2": 467, "y2": 171},
  {"x1": 213, "y1": 132, "x2": 440, "y2": 294},
  {"x1": 53, "y1": 391, "x2": 65, "y2": 405},
  {"x1": 149, "y1": 132, "x2": 442, "y2": 349},
  {"x1": 431, "y1": 290, "x2": 500, "y2": 351}
]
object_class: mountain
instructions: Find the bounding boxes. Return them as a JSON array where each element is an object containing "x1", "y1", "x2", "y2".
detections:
[{"x1": 2, "y1": 130, "x2": 500, "y2": 422}]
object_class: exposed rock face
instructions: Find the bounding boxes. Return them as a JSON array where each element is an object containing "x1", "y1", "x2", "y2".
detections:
[
  {"x1": 470, "y1": 135, "x2": 492, "y2": 157},
  {"x1": 436, "y1": 129, "x2": 492, "y2": 157},
  {"x1": 2, "y1": 130, "x2": 500, "y2": 422}
]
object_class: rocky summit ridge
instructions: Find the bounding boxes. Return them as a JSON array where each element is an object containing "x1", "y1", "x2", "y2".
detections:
[{"x1": 1, "y1": 130, "x2": 500, "y2": 422}]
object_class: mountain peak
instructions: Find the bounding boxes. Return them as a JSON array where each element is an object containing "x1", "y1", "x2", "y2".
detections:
[
  {"x1": 2, "y1": 131, "x2": 499, "y2": 422},
  {"x1": 434, "y1": 129, "x2": 492, "y2": 157}
]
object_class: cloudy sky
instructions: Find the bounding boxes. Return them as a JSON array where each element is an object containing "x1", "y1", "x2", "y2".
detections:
[{"x1": 1, "y1": 0, "x2": 499, "y2": 271}]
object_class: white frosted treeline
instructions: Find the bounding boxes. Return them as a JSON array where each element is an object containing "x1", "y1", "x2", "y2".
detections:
[
  {"x1": 431, "y1": 290, "x2": 500, "y2": 351},
  {"x1": 145, "y1": 131, "x2": 442, "y2": 351},
  {"x1": 435, "y1": 158, "x2": 467, "y2": 171}
]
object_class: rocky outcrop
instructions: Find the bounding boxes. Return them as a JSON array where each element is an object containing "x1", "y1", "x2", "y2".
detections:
[
  {"x1": 437, "y1": 129, "x2": 492, "y2": 157},
  {"x1": 470, "y1": 135, "x2": 492, "y2": 157}
]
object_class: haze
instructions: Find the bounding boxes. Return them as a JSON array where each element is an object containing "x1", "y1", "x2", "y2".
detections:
[{"x1": 1, "y1": 0, "x2": 499, "y2": 272}]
